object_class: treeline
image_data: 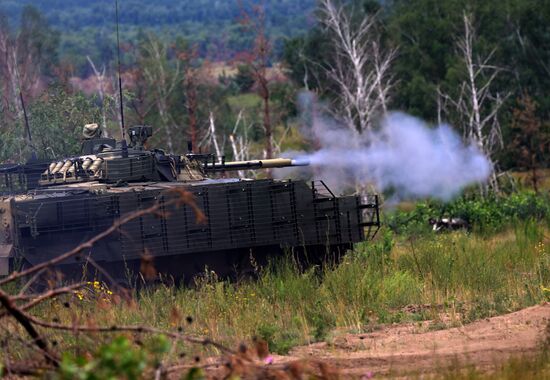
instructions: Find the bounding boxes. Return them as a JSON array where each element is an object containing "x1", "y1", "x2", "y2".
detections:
[
  {"x1": 1, "y1": 0, "x2": 316, "y2": 76},
  {"x1": 284, "y1": 0, "x2": 549, "y2": 178},
  {"x1": 0, "y1": 4, "x2": 300, "y2": 163},
  {"x1": 0, "y1": 0, "x2": 548, "y2": 190}
]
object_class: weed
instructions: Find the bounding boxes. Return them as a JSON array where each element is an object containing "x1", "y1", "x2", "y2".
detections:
[
  {"x1": 54, "y1": 336, "x2": 148, "y2": 380},
  {"x1": 5, "y1": 221, "x2": 549, "y2": 367},
  {"x1": 257, "y1": 323, "x2": 300, "y2": 354}
]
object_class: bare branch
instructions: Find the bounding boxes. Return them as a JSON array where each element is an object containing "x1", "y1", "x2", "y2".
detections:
[
  {"x1": 318, "y1": 0, "x2": 396, "y2": 134},
  {"x1": 441, "y1": 12, "x2": 509, "y2": 194},
  {"x1": 0, "y1": 288, "x2": 58, "y2": 366}
]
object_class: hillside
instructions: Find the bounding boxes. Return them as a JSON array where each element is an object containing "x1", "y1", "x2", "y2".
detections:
[{"x1": 0, "y1": 0, "x2": 317, "y2": 73}]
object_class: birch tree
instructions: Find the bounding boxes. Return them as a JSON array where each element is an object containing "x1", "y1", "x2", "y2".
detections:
[
  {"x1": 140, "y1": 33, "x2": 181, "y2": 153},
  {"x1": 86, "y1": 56, "x2": 109, "y2": 134},
  {"x1": 318, "y1": 0, "x2": 396, "y2": 134},
  {"x1": 440, "y1": 13, "x2": 507, "y2": 193}
]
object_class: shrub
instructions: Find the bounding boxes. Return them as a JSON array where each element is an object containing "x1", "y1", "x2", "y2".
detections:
[
  {"x1": 55, "y1": 336, "x2": 148, "y2": 380},
  {"x1": 386, "y1": 191, "x2": 550, "y2": 235}
]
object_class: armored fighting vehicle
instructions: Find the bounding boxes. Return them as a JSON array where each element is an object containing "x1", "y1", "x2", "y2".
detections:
[{"x1": 0, "y1": 125, "x2": 379, "y2": 282}]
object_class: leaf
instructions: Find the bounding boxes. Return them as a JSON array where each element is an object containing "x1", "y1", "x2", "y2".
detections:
[{"x1": 182, "y1": 367, "x2": 206, "y2": 380}]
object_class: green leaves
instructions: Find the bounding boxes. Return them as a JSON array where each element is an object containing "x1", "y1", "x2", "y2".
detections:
[
  {"x1": 56, "y1": 336, "x2": 148, "y2": 380},
  {"x1": 25, "y1": 87, "x2": 102, "y2": 160},
  {"x1": 386, "y1": 191, "x2": 550, "y2": 235},
  {"x1": 53, "y1": 335, "x2": 180, "y2": 380}
]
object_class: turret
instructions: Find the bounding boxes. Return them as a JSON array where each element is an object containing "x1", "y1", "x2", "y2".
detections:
[{"x1": 36, "y1": 125, "x2": 310, "y2": 186}]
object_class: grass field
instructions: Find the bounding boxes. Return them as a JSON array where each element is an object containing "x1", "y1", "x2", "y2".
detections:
[
  {"x1": 2, "y1": 189, "x2": 549, "y2": 378},
  {"x1": 19, "y1": 222, "x2": 548, "y2": 358}
]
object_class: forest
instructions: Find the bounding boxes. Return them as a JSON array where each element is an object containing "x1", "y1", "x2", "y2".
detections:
[
  {"x1": 0, "y1": 0, "x2": 548, "y2": 187},
  {"x1": 0, "y1": 0, "x2": 317, "y2": 75}
]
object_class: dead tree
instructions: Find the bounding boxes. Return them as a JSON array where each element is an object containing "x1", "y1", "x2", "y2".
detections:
[
  {"x1": 208, "y1": 111, "x2": 223, "y2": 159},
  {"x1": 86, "y1": 56, "x2": 110, "y2": 135},
  {"x1": 318, "y1": 0, "x2": 397, "y2": 134},
  {"x1": 178, "y1": 44, "x2": 200, "y2": 152},
  {"x1": 141, "y1": 33, "x2": 181, "y2": 153},
  {"x1": 440, "y1": 13, "x2": 508, "y2": 194},
  {"x1": 0, "y1": 22, "x2": 41, "y2": 133},
  {"x1": 229, "y1": 109, "x2": 254, "y2": 177},
  {"x1": 237, "y1": 3, "x2": 274, "y2": 162},
  {"x1": 510, "y1": 94, "x2": 549, "y2": 193}
]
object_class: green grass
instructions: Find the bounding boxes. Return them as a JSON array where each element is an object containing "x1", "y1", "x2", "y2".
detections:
[{"x1": 20, "y1": 222, "x2": 549, "y2": 358}]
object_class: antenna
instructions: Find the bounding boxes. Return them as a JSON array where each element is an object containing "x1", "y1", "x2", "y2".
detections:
[
  {"x1": 115, "y1": 0, "x2": 126, "y2": 141},
  {"x1": 19, "y1": 91, "x2": 37, "y2": 161}
]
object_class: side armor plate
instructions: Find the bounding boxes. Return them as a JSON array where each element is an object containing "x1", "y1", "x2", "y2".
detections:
[{"x1": 0, "y1": 244, "x2": 13, "y2": 275}]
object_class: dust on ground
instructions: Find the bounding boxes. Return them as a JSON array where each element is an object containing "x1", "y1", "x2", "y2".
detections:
[{"x1": 266, "y1": 303, "x2": 550, "y2": 378}]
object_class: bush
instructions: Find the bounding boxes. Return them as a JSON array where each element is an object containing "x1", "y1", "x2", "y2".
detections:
[
  {"x1": 54, "y1": 335, "x2": 171, "y2": 380},
  {"x1": 386, "y1": 191, "x2": 550, "y2": 235},
  {"x1": 257, "y1": 323, "x2": 300, "y2": 354}
]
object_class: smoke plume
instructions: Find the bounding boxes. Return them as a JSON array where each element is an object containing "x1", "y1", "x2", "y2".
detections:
[{"x1": 276, "y1": 96, "x2": 491, "y2": 201}]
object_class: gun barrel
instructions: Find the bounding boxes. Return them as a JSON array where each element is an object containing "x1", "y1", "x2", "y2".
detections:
[{"x1": 206, "y1": 158, "x2": 310, "y2": 171}]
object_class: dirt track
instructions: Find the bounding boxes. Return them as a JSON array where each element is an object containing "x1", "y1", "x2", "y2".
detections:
[{"x1": 273, "y1": 303, "x2": 549, "y2": 377}]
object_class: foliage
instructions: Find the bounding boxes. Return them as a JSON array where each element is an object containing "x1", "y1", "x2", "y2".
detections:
[
  {"x1": 283, "y1": 0, "x2": 550, "y2": 171},
  {"x1": 0, "y1": 129, "x2": 20, "y2": 164},
  {"x1": 508, "y1": 94, "x2": 550, "y2": 191},
  {"x1": 233, "y1": 64, "x2": 256, "y2": 93},
  {"x1": 385, "y1": 0, "x2": 550, "y2": 122},
  {"x1": 27, "y1": 87, "x2": 101, "y2": 160},
  {"x1": 21, "y1": 209, "x2": 548, "y2": 358},
  {"x1": 0, "y1": 0, "x2": 316, "y2": 75},
  {"x1": 0, "y1": 87, "x2": 101, "y2": 162},
  {"x1": 1, "y1": 1, "x2": 548, "y2": 172},
  {"x1": 386, "y1": 191, "x2": 550, "y2": 235},
  {"x1": 54, "y1": 335, "x2": 172, "y2": 380},
  {"x1": 0, "y1": 4, "x2": 60, "y2": 77},
  {"x1": 18, "y1": 5, "x2": 60, "y2": 77}
]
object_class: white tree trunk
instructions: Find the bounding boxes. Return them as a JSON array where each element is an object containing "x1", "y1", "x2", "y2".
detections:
[
  {"x1": 208, "y1": 112, "x2": 222, "y2": 159},
  {"x1": 142, "y1": 33, "x2": 181, "y2": 152},
  {"x1": 440, "y1": 13, "x2": 507, "y2": 194},
  {"x1": 319, "y1": 0, "x2": 396, "y2": 134},
  {"x1": 86, "y1": 56, "x2": 109, "y2": 136}
]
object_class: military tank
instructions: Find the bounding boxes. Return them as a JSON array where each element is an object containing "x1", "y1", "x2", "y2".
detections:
[{"x1": 0, "y1": 124, "x2": 379, "y2": 282}]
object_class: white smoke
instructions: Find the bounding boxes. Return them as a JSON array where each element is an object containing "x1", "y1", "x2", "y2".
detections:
[{"x1": 276, "y1": 98, "x2": 491, "y2": 201}]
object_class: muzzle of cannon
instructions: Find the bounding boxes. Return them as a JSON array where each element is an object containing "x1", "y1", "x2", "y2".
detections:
[{"x1": 205, "y1": 158, "x2": 310, "y2": 171}]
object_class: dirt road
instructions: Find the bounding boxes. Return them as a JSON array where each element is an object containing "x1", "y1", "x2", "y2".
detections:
[{"x1": 276, "y1": 303, "x2": 549, "y2": 377}]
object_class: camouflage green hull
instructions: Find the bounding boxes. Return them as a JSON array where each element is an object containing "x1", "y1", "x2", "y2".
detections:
[{"x1": 1, "y1": 178, "x2": 379, "y2": 281}]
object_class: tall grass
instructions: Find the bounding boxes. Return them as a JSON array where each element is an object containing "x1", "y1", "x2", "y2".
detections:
[{"x1": 35, "y1": 222, "x2": 549, "y2": 355}]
